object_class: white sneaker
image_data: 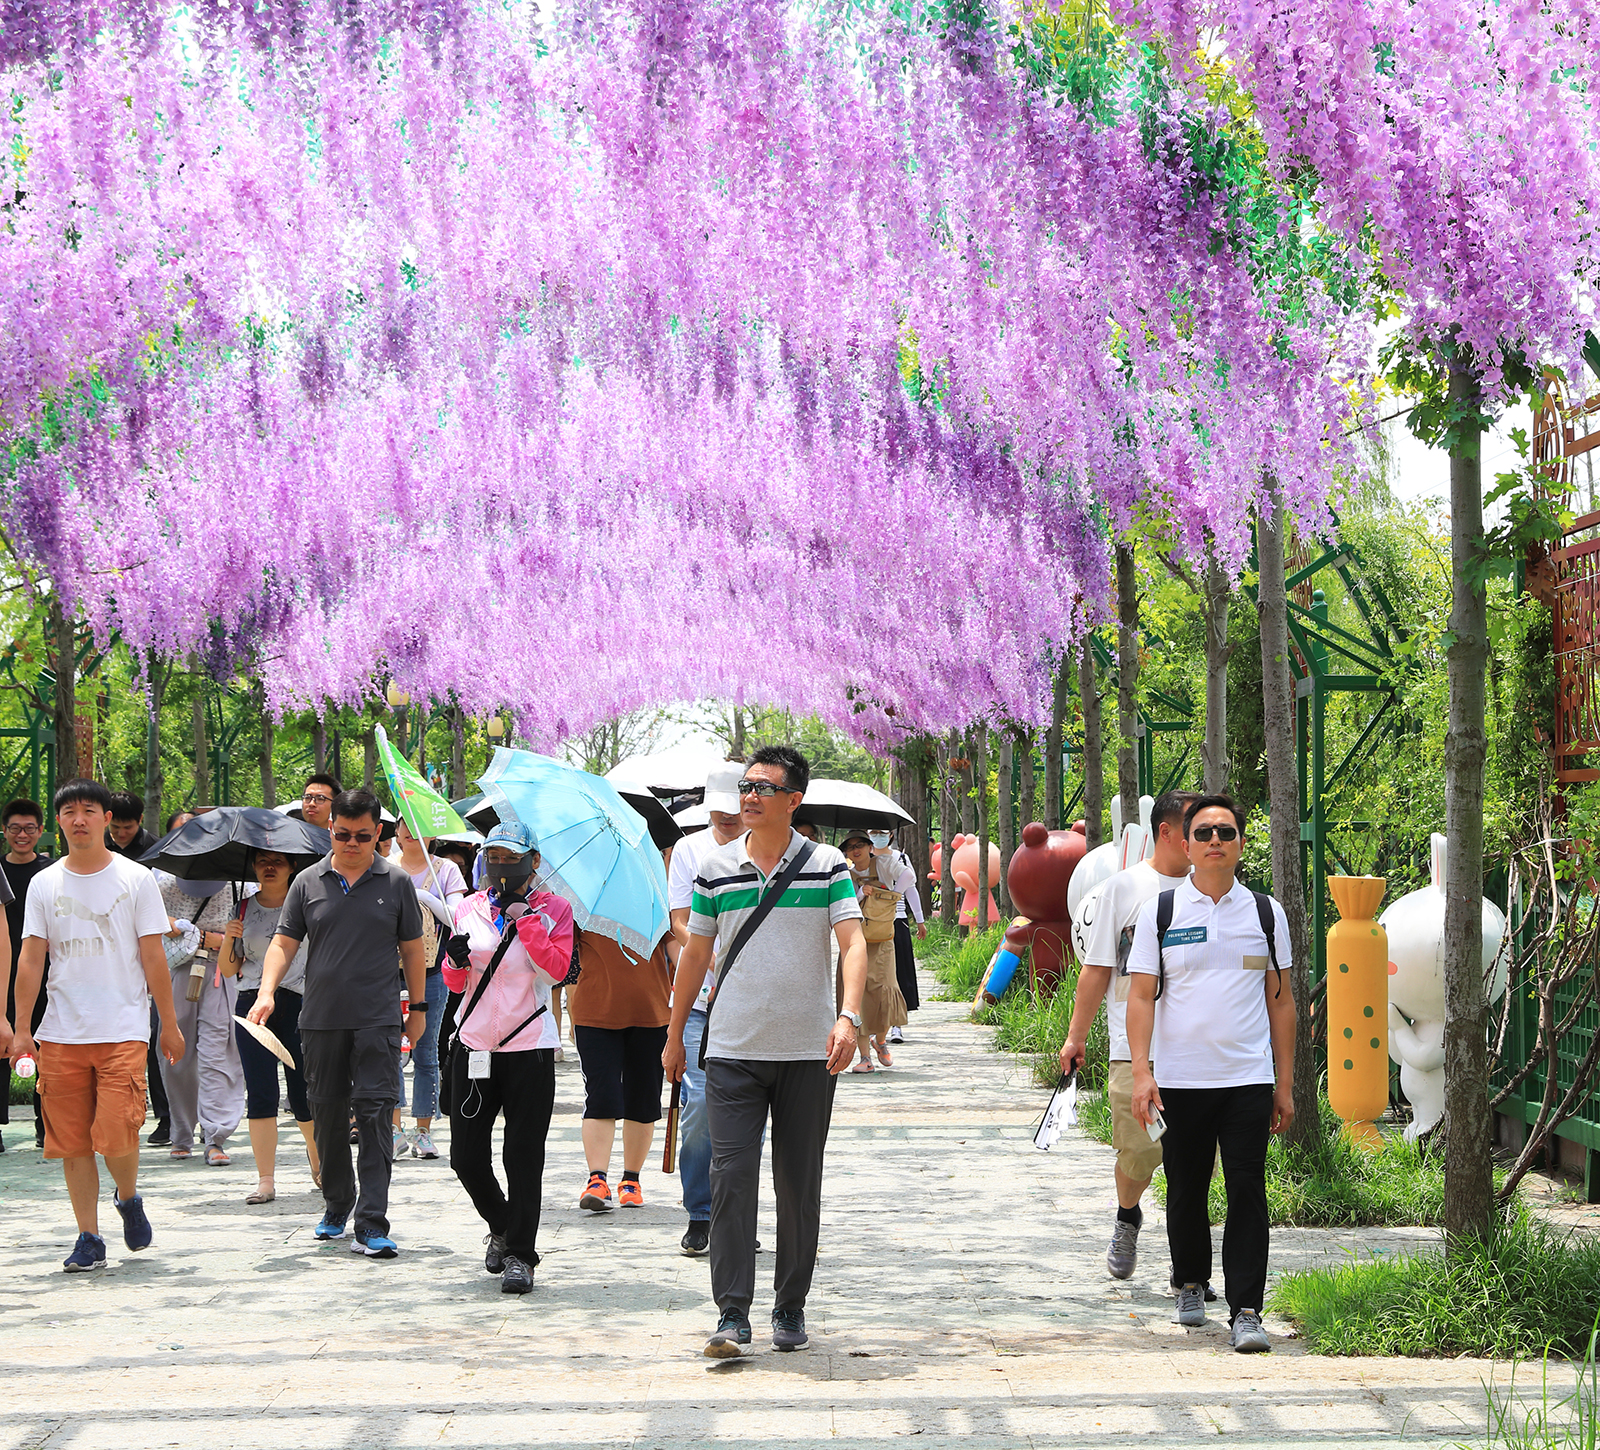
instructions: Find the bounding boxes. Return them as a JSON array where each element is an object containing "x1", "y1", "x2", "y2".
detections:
[
  {"x1": 554, "y1": 1046, "x2": 566, "y2": 1063},
  {"x1": 887, "y1": 1026, "x2": 904, "y2": 1044},
  {"x1": 392, "y1": 1127, "x2": 412, "y2": 1158}
]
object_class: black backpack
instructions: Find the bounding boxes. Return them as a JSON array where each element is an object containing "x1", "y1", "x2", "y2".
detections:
[{"x1": 1152, "y1": 889, "x2": 1283, "y2": 1002}]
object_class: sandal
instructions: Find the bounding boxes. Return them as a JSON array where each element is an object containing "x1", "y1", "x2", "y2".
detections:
[
  {"x1": 205, "y1": 1146, "x2": 230, "y2": 1167},
  {"x1": 850, "y1": 1059, "x2": 875, "y2": 1073},
  {"x1": 169, "y1": 1145, "x2": 192, "y2": 1160},
  {"x1": 245, "y1": 1181, "x2": 275, "y2": 1205}
]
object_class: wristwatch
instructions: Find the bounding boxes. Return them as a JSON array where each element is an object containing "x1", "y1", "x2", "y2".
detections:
[{"x1": 838, "y1": 1008, "x2": 862, "y2": 1029}]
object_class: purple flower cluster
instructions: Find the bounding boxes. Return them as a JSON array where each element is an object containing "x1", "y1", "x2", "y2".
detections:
[{"x1": 0, "y1": 0, "x2": 1588, "y2": 742}]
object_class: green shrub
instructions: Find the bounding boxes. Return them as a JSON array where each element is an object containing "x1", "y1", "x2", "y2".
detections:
[
  {"x1": 920, "y1": 920, "x2": 1007, "y2": 1002},
  {"x1": 1273, "y1": 1212, "x2": 1600, "y2": 1359},
  {"x1": 10, "y1": 1070, "x2": 31, "y2": 1106}
]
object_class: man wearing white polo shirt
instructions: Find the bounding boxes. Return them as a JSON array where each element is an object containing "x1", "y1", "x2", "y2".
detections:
[
  {"x1": 1126, "y1": 794, "x2": 1297, "y2": 1354},
  {"x1": 665, "y1": 762, "x2": 746, "y2": 1257}
]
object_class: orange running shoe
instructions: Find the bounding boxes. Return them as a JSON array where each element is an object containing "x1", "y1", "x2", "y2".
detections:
[
  {"x1": 618, "y1": 1178, "x2": 644, "y2": 1208},
  {"x1": 580, "y1": 1172, "x2": 612, "y2": 1212}
]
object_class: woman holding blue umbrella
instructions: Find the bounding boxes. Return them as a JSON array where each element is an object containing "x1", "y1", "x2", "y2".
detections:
[{"x1": 441, "y1": 821, "x2": 573, "y2": 1296}]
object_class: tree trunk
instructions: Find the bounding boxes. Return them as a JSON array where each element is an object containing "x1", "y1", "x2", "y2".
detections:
[
  {"x1": 897, "y1": 740, "x2": 935, "y2": 922},
  {"x1": 1116, "y1": 542, "x2": 1140, "y2": 829},
  {"x1": 192, "y1": 692, "x2": 210, "y2": 807},
  {"x1": 1258, "y1": 484, "x2": 1319, "y2": 1149},
  {"x1": 258, "y1": 699, "x2": 276, "y2": 807},
  {"x1": 143, "y1": 653, "x2": 168, "y2": 835},
  {"x1": 313, "y1": 715, "x2": 327, "y2": 773},
  {"x1": 1442, "y1": 361, "x2": 1496, "y2": 1247},
  {"x1": 451, "y1": 705, "x2": 467, "y2": 798},
  {"x1": 731, "y1": 706, "x2": 746, "y2": 760},
  {"x1": 1079, "y1": 633, "x2": 1103, "y2": 847},
  {"x1": 959, "y1": 740, "x2": 976, "y2": 837},
  {"x1": 363, "y1": 729, "x2": 377, "y2": 792},
  {"x1": 997, "y1": 731, "x2": 1015, "y2": 917},
  {"x1": 939, "y1": 734, "x2": 958, "y2": 929},
  {"x1": 49, "y1": 595, "x2": 76, "y2": 787},
  {"x1": 973, "y1": 721, "x2": 990, "y2": 938},
  {"x1": 1020, "y1": 733, "x2": 1037, "y2": 830},
  {"x1": 1201, "y1": 550, "x2": 1233, "y2": 794},
  {"x1": 1044, "y1": 661, "x2": 1065, "y2": 829}
]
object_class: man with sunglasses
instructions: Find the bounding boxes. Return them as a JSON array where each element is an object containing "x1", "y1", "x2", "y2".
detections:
[
  {"x1": 664, "y1": 744, "x2": 867, "y2": 1358},
  {"x1": 249, "y1": 788, "x2": 427, "y2": 1259},
  {"x1": 1125, "y1": 794, "x2": 1297, "y2": 1354}
]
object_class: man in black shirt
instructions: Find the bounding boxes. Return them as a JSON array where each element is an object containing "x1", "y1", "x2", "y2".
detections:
[{"x1": 1, "y1": 799, "x2": 41, "y2": 1149}]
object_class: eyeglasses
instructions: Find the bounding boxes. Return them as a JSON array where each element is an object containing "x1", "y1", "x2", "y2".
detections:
[
  {"x1": 302, "y1": 792, "x2": 333, "y2": 805},
  {"x1": 1190, "y1": 824, "x2": 1240, "y2": 843},
  {"x1": 737, "y1": 780, "x2": 798, "y2": 798},
  {"x1": 331, "y1": 829, "x2": 376, "y2": 844},
  {"x1": 4, "y1": 822, "x2": 39, "y2": 833}
]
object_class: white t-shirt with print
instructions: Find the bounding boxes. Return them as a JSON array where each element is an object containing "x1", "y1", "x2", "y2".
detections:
[
  {"x1": 1079, "y1": 860, "x2": 1191, "y2": 1061},
  {"x1": 25, "y1": 854, "x2": 171, "y2": 1045}
]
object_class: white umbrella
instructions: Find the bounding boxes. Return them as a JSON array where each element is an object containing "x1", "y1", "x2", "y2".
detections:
[{"x1": 793, "y1": 778, "x2": 913, "y2": 833}]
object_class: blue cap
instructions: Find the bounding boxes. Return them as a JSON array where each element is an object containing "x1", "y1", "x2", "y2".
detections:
[{"x1": 481, "y1": 821, "x2": 539, "y2": 856}]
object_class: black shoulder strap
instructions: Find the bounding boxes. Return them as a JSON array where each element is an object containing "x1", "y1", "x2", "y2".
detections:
[
  {"x1": 449, "y1": 921, "x2": 522, "y2": 1052},
  {"x1": 1251, "y1": 890, "x2": 1284, "y2": 999},
  {"x1": 698, "y1": 840, "x2": 817, "y2": 1069},
  {"x1": 1152, "y1": 889, "x2": 1175, "y2": 1001}
]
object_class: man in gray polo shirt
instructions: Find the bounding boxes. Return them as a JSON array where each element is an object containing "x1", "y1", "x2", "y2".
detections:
[
  {"x1": 249, "y1": 788, "x2": 426, "y2": 1258},
  {"x1": 664, "y1": 744, "x2": 867, "y2": 1359}
]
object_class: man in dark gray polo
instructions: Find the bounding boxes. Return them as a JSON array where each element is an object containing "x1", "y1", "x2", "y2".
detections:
[{"x1": 249, "y1": 788, "x2": 426, "y2": 1258}]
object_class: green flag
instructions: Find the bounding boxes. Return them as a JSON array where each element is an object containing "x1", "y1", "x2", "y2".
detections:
[{"x1": 375, "y1": 724, "x2": 468, "y2": 838}]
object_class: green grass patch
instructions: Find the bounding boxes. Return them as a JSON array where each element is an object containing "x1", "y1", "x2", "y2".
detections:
[
  {"x1": 1273, "y1": 1212, "x2": 1600, "y2": 1359},
  {"x1": 918, "y1": 920, "x2": 1006, "y2": 1002},
  {"x1": 10, "y1": 1070, "x2": 32, "y2": 1106},
  {"x1": 1149, "y1": 1099, "x2": 1449, "y2": 1228},
  {"x1": 1458, "y1": 1316, "x2": 1600, "y2": 1448},
  {"x1": 1077, "y1": 1090, "x2": 1113, "y2": 1146}
]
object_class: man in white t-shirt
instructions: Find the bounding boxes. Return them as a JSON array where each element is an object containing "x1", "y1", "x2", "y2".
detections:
[
  {"x1": 9, "y1": 780, "x2": 184, "y2": 1273},
  {"x1": 1126, "y1": 794, "x2": 1297, "y2": 1354},
  {"x1": 1059, "y1": 791, "x2": 1195, "y2": 1283},
  {"x1": 665, "y1": 762, "x2": 745, "y2": 1257}
]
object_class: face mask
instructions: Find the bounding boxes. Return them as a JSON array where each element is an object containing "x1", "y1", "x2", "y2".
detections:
[
  {"x1": 868, "y1": 832, "x2": 891, "y2": 849},
  {"x1": 485, "y1": 859, "x2": 535, "y2": 899}
]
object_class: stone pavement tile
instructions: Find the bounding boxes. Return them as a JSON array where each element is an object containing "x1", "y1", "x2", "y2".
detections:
[{"x1": 0, "y1": 968, "x2": 1551, "y2": 1449}]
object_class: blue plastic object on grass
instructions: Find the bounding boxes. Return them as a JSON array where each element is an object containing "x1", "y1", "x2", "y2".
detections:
[{"x1": 982, "y1": 945, "x2": 1024, "y2": 999}]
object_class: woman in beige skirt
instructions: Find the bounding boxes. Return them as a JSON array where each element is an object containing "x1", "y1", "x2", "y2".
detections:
[{"x1": 841, "y1": 834, "x2": 908, "y2": 1072}]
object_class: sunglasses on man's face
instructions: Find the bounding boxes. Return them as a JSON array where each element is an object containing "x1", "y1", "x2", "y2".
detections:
[
  {"x1": 1190, "y1": 824, "x2": 1239, "y2": 843},
  {"x1": 737, "y1": 780, "x2": 798, "y2": 798},
  {"x1": 332, "y1": 829, "x2": 376, "y2": 844}
]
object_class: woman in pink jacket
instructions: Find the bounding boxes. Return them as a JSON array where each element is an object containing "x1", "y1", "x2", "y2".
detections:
[{"x1": 441, "y1": 821, "x2": 573, "y2": 1295}]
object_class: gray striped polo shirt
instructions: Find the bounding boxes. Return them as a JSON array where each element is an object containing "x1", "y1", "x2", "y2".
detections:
[{"x1": 687, "y1": 828, "x2": 862, "y2": 1062}]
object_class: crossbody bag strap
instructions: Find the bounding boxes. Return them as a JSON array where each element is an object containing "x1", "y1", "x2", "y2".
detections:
[
  {"x1": 449, "y1": 919, "x2": 521, "y2": 1053},
  {"x1": 492, "y1": 1002, "x2": 549, "y2": 1050},
  {"x1": 1153, "y1": 889, "x2": 1175, "y2": 1002},
  {"x1": 1251, "y1": 890, "x2": 1284, "y2": 999},
  {"x1": 698, "y1": 840, "x2": 816, "y2": 1069}
]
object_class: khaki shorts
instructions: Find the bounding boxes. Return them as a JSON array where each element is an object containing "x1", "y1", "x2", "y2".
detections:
[
  {"x1": 38, "y1": 1039, "x2": 148, "y2": 1161},
  {"x1": 1108, "y1": 1060, "x2": 1164, "y2": 1182}
]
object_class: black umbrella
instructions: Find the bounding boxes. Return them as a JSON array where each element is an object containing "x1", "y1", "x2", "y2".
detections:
[
  {"x1": 453, "y1": 787, "x2": 684, "y2": 852},
  {"x1": 141, "y1": 806, "x2": 331, "y2": 882}
]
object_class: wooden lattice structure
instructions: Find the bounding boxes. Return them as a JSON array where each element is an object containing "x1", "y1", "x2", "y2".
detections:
[{"x1": 1534, "y1": 371, "x2": 1600, "y2": 783}]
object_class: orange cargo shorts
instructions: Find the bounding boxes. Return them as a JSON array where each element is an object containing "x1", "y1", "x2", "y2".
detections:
[{"x1": 38, "y1": 1039, "x2": 149, "y2": 1161}]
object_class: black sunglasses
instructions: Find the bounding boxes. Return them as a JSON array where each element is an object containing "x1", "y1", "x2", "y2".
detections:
[
  {"x1": 737, "y1": 780, "x2": 799, "y2": 798},
  {"x1": 1190, "y1": 824, "x2": 1240, "y2": 843}
]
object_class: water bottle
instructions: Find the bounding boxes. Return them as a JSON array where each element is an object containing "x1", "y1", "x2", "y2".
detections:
[
  {"x1": 13, "y1": 1054, "x2": 35, "y2": 1079},
  {"x1": 186, "y1": 950, "x2": 208, "y2": 1002}
]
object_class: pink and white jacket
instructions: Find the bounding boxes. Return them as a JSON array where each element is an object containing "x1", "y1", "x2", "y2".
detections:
[{"x1": 445, "y1": 889, "x2": 573, "y2": 1053}]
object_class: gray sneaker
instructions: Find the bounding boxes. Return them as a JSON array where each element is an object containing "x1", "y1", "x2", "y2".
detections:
[
  {"x1": 771, "y1": 1305, "x2": 808, "y2": 1352},
  {"x1": 1230, "y1": 1309, "x2": 1270, "y2": 1353},
  {"x1": 1106, "y1": 1218, "x2": 1139, "y2": 1280},
  {"x1": 1174, "y1": 1282, "x2": 1206, "y2": 1327}
]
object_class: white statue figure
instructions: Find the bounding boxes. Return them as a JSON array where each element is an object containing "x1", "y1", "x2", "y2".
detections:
[
  {"x1": 1067, "y1": 795, "x2": 1153, "y2": 922},
  {"x1": 1378, "y1": 833, "x2": 1508, "y2": 1142}
]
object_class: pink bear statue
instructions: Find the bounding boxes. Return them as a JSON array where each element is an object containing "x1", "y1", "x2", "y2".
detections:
[{"x1": 929, "y1": 834, "x2": 1003, "y2": 929}]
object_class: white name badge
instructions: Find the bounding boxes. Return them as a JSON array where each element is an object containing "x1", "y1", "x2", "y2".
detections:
[{"x1": 467, "y1": 1050, "x2": 492, "y2": 1080}]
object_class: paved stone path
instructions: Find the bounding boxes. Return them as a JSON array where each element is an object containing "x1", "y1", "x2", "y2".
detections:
[{"x1": 0, "y1": 973, "x2": 1552, "y2": 1449}]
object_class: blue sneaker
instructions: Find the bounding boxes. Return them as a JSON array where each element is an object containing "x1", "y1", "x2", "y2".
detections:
[
  {"x1": 63, "y1": 1231, "x2": 107, "y2": 1272},
  {"x1": 114, "y1": 1192, "x2": 152, "y2": 1251},
  {"x1": 313, "y1": 1213, "x2": 348, "y2": 1241},
  {"x1": 351, "y1": 1232, "x2": 398, "y2": 1259}
]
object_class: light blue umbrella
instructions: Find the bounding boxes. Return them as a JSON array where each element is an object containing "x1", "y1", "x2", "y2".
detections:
[{"x1": 476, "y1": 748, "x2": 670, "y2": 957}]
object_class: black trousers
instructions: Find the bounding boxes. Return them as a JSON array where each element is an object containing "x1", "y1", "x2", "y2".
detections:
[
  {"x1": 449, "y1": 1047, "x2": 555, "y2": 1266},
  {"x1": 706, "y1": 1057, "x2": 836, "y2": 1317},
  {"x1": 1160, "y1": 1083, "x2": 1274, "y2": 1321},
  {"x1": 146, "y1": 999, "x2": 170, "y2": 1124},
  {"x1": 301, "y1": 1025, "x2": 402, "y2": 1239},
  {"x1": 893, "y1": 918, "x2": 920, "y2": 1012}
]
